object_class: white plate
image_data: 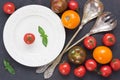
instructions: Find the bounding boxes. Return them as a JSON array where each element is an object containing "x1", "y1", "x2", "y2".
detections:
[{"x1": 3, "y1": 5, "x2": 66, "y2": 67}]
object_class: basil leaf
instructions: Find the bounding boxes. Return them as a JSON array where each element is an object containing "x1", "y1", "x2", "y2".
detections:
[
  {"x1": 38, "y1": 26, "x2": 45, "y2": 35},
  {"x1": 38, "y1": 26, "x2": 48, "y2": 47},
  {"x1": 3, "y1": 59, "x2": 15, "y2": 75},
  {"x1": 40, "y1": 34, "x2": 48, "y2": 38},
  {"x1": 42, "y1": 37, "x2": 48, "y2": 47}
]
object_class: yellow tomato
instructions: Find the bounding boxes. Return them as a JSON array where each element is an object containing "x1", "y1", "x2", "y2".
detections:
[
  {"x1": 93, "y1": 46, "x2": 112, "y2": 64},
  {"x1": 61, "y1": 10, "x2": 80, "y2": 29}
]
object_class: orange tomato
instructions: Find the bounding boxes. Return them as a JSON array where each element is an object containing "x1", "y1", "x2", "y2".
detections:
[
  {"x1": 61, "y1": 10, "x2": 80, "y2": 29},
  {"x1": 93, "y1": 46, "x2": 112, "y2": 64}
]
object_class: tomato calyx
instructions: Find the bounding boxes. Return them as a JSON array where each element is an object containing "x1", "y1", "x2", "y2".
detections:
[
  {"x1": 65, "y1": 16, "x2": 70, "y2": 21},
  {"x1": 97, "y1": 70, "x2": 102, "y2": 75},
  {"x1": 108, "y1": 38, "x2": 114, "y2": 42},
  {"x1": 88, "y1": 39, "x2": 95, "y2": 47},
  {"x1": 27, "y1": 37, "x2": 32, "y2": 41}
]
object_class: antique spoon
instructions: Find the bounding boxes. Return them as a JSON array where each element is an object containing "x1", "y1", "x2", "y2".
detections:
[
  {"x1": 43, "y1": 0, "x2": 104, "y2": 78},
  {"x1": 66, "y1": 12, "x2": 117, "y2": 52}
]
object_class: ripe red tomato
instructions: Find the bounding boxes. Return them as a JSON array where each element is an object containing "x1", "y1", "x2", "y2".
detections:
[
  {"x1": 3, "y1": 2, "x2": 15, "y2": 14},
  {"x1": 100, "y1": 65, "x2": 112, "y2": 77},
  {"x1": 24, "y1": 33, "x2": 35, "y2": 44},
  {"x1": 74, "y1": 66, "x2": 86, "y2": 78},
  {"x1": 85, "y1": 59, "x2": 97, "y2": 71},
  {"x1": 68, "y1": 0, "x2": 79, "y2": 10},
  {"x1": 110, "y1": 58, "x2": 120, "y2": 71},
  {"x1": 83, "y1": 36, "x2": 97, "y2": 49},
  {"x1": 102, "y1": 33, "x2": 116, "y2": 46},
  {"x1": 58, "y1": 62, "x2": 71, "y2": 75}
]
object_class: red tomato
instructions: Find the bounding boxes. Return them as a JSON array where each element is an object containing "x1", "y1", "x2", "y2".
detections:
[
  {"x1": 85, "y1": 59, "x2": 97, "y2": 71},
  {"x1": 83, "y1": 36, "x2": 97, "y2": 49},
  {"x1": 58, "y1": 62, "x2": 71, "y2": 75},
  {"x1": 100, "y1": 65, "x2": 112, "y2": 77},
  {"x1": 3, "y1": 2, "x2": 15, "y2": 14},
  {"x1": 68, "y1": 0, "x2": 79, "y2": 10},
  {"x1": 74, "y1": 66, "x2": 86, "y2": 78},
  {"x1": 110, "y1": 58, "x2": 120, "y2": 71},
  {"x1": 102, "y1": 33, "x2": 116, "y2": 46},
  {"x1": 24, "y1": 33, "x2": 35, "y2": 44}
]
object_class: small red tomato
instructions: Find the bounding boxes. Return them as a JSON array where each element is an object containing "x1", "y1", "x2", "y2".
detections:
[
  {"x1": 24, "y1": 33, "x2": 35, "y2": 44},
  {"x1": 68, "y1": 0, "x2": 79, "y2": 10},
  {"x1": 74, "y1": 66, "x2": 86, "y2": 78},
  {"x1": 110, "y1": 58, "x2": 120, "y2": 71},
  {"x1": 85, "y1": 59, "x2": 97, "y2": 71},
  {"x1": 102, "y1": 33, "x2": 116, "y2": 46},
  {"x1": 100, "y1": 65, "x2": 112, "y2": 77},
  {"x1": 58, "y1": 62, "x2": 71, "y2": 75},
  {"x1": 3, "y1": 2, "x2": 15, "y2": 14},
  {"x1": 84, "y1": 36, "x2": 97, "y2": 49}
]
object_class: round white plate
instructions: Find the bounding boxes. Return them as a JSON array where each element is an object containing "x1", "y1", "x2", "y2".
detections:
[{"x1": 3, "y1": 5, "x2": 66, "y2": 67}]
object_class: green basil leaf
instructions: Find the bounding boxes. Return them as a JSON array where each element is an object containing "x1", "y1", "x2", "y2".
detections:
[
  {"x1": 42, "y1": 37, "x2": 48, "y2": 47},
  {"x1": 38, "y1": 26, "x2": 48, "y2": 47},
  {"x1": 3, "y1": 59, "x2": 15, "y2": 75},
  {"x1": 40, "y1": 34, "x2": 48, "y2": 38},
  {"x1": 38, "y1": 26, "x2": 45, "y2": 35}
]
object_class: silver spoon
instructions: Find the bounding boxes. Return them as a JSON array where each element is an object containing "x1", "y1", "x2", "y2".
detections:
[
  {"x1": 43, "y1": 0, "x2": 104, "y2": 78},
  {"x1": 66, "y1": 12, "x2": 117, "y2": 52}
]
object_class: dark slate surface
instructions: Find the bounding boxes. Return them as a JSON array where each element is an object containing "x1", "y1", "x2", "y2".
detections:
[{"x1": 0, "y1": 0, "x2": 120, "y2": 80}]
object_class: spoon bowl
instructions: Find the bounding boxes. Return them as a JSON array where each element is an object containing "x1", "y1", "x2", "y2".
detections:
[{"x1": 66, "y1": 12, "x2": 117, "y2": 52}]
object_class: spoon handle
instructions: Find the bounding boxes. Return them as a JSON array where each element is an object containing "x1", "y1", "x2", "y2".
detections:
[
  {"x1": 44, "y1": 24, "x2": 84, "y2": 79},
  {"x1": 66, "y1": 33, "x2": 90, "y2": 52},
  {"x1": 36, "y1": 62, "x2": 52, "y2": 73}
]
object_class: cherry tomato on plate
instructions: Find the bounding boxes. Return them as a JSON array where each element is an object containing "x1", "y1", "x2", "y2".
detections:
[
  {"x1": 102, "y1": 33, "x2": 116, "y2": 46},
  {"x1": 74, "y1": 65, "x2": 86, "y2": 78},
  {"x1": 100, "y1": 65, "x2": 112, "y2": 77},
  {"x1": 24, "y1": 33, "x2": 35, "y2": 44},
  {"x1": 110, "y1": 58, "x2": 120, "y2": 71},
  {"x1": 58, "y1": 62, "x2": 71, "y2": 75},
  {"x1": 68, "y1": 0, "x2": 79, "y2": 10},
  {"x1": 3, "y1": 2, "x2": 15, "y2": 14},
  {"x1": 85, "y1": 59, "x2": 97, "y2": 71},
  {"x1": 83, "y1": 36, "x2": 97, "y2": 50}
]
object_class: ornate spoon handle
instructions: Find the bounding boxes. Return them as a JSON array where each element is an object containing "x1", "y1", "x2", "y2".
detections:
[{"x1": 44, "y1": 24, "x2": 84, "y2": 79}]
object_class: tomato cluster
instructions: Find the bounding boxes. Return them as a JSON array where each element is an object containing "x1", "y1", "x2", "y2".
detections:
[
  {"x1": 58, "y1": 33, "x2": 120, "y2": 78},
  {"x1": 54, "y1": 0, "x2": 119, "y2": 78},
  {"x1": 58, "y1": 57, "x2": 120, "y2": 78}
]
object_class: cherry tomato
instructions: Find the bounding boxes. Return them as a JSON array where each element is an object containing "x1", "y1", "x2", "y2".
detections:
[
  {"x1": 85, "y1": 59, "x2": 97, "y2": 71},
  {"x1": 68, "y1": 0, "x2": 79, "y2": 10},
  {"x1": 24, "y1": 33, "x2": 35, "y2": 44},
  {"x1": 100, "y1": 65, "x2": 112, "y2": 77},
  {"x1": 102, "y1": 33, "x2": 116, "y2": 46},
  {"x1": 58, "y1": 62, "x2": 71, "y2": 75},
  {"x1": 68, "y1": 46, "x2": 86, "y2": 64},
  {"x1": 84, "y1": 36, "x2": 97, "y2": 49},
  {"x1": 3, "y1": 2, "x2": 15, "y2": 14},
  {"x1": 110, "y1": 58, "x2": 120, "y2": 71},
  {"x1": 74, "y1": 65, "x2": 86, "y2": 78},
  {"x1": 61, "y1": 10, "x2": 80, "y2": 29}
]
